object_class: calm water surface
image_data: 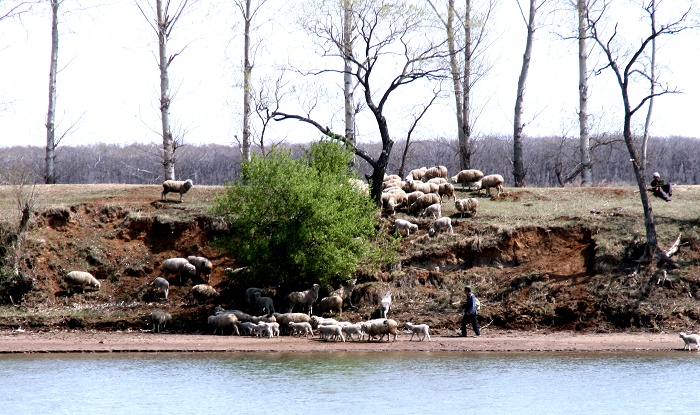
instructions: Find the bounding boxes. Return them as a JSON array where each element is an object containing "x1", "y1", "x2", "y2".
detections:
[{"x1": 1, "y1": 352, "x2": 698, "y2": 414}]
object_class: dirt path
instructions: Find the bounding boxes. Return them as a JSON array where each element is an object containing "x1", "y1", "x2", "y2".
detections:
[{"x1": 0, "y1": 330, "x2": 686, "y2": 353}]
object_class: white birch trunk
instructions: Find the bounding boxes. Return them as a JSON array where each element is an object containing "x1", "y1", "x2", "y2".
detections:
[
  {"x1": 343, "y1": 0, "x2": 355, "y2": 166},
  {"x1": 578, "y1": 0, "x2": 592, "y2": 186},
  {"x1": 44, "y1": 0, "x2": 59, "y2": 184},
  {"x1": 513, "y1": 0, "x2": 537, "y2": 187},
  {"x1": 157, "y1": 0, "x2": 175, "y2": 181},
  {"x1": 242, "y1": 0, "x2": 252, "y2": 162}
]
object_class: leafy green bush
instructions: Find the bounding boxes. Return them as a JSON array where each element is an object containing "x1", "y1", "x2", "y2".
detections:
[{"x1": 212, "y1": 141, "x2": 382, "y2": 288}]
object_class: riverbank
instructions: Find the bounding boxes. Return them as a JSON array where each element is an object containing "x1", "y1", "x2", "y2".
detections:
[{"x1": 0, "y1": 329, "x2": 687, "y2": 353}]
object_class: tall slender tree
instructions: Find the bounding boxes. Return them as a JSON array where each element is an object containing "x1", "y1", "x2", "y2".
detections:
[
  {"x1": 44, "y1": 0, "x2": 60, "y2": 184},
  {"x1": 576, "y1": 0, "x2": 592, "y2": 186}
]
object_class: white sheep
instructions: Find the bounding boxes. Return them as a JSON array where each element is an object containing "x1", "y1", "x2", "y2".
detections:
[
  {"x1": 310, "y1": 315, "x2": 339, "y2": 329},
  {"x1": 272, "y1": 312, "x2": 311, "y2": 333},
  {"x1": 406, "y1": 167, "x2": 428, "y2": 181},
  {"x1": 316, "y1": 295, "x2": 343, "y2": 316},
  {"x1": 405, "y1": 322, "x2": 431, "y2": 341},
  {"x1": 420, "y1": 203, "x2": 442, "y2": 219},
  {"x1": 364, "y1": 318, "x2": 399, "y2": 342},
  {"x1": 289, "y1": 321, "x2": 314, "y2": 337},
  {"x1": 455, "y1": 198, "x2": 479, "y2": 218},
  {"x1": 187, "y1": 256, "x2": 213, "y2": 282},
  {"x1": 409, "y1": 181, "x2": 439, "y2": 195},
  {"x1": 427, "y1": 177, "x2": 448, "y2": 184},
  {"x1": 284, "y1": 284, "x2": 320, "y2": 314},
  {"x1": 150, "y1": 277, "x2": 170, "y2": 299},
  {"x1": 317, "y1": 324, "x2": 345, "y2": 342},
  {"x1": 151, "y1": 311, "x2": 172, "y2": 333},
  {"x1": 422, "y1": 165, "x2": 449, "y2": 181},
  {"x1": 207, "y1": 314, "x2": 240, "y2": 335},
  {"x1": 381, "y1": 190, "x2": 408, "y2": 215},
  {"x1": 162, "y1": 258, "x2": 197, "y2": 283},
  {"x1": 383, "y1": 174, "x2": 401, "y2": 182},
  {"x1": 161, "y1": 179, "x2": 193, "y2": 202},
  {"x1": 451, "y1": 169, "x2": 484, "y2": 188},
  {"x1": 215, "y1": 307, "x2": 253, "y2": 322},
  {"x1": 679, "y1": 332, "x2": 700, "y2": 351},
  {"x1": 341, "y1": 323, "x2": 365, "y2": 341},
  {"x1": 63, "y1": 271, "x2": 101, "y2": 294},
  {"x1": 348, "y1": 178, "x2": 369, "y2": 195},
  {"x1": 191, "y1": 284, "x2": 219, "y2": 304},
  {"x1": 429, "y1": 217, "x2": 453, "y2": 236},
  {"x1": 438, "y1": 183, "x2": 456, "y2": 201},
  {"x1": 474, "y1": 174, "x2": 505, "y2": 197},
  {"x1": 330, "y1": 278, "x2": 358, "y2": 308},
  {"x1": 406, "y1": 191, "x2": 425, "y2": 206},
  {"x1": 409, "y1": 193, "x2": 441, "y2": 213},
  {"x1": 253, "y1": 322, "x2": 273, "y2": 338},
  {"x1": 380, "y1": 291, "x2": 392, "y2": 318},
  {"x1": 394, "y1": 218, "x2": 418, "y2": 236}
]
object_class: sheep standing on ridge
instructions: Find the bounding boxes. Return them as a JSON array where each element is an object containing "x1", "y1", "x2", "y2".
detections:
[
  {"x1": 330, "y1": 278, "x2": 358, "y2": 308},
  {"x1": 438, "y1": 183, "x2": 456, "y2": 201},
  {"x1": 162, "y1": 258, "x2": 197, "y2": 283},
  {"x1": 284, "y1": 284, "x2": 320, "y2": 315},
  {"x1": 150, "y1": 277, "x2": 170, "y2": 299},
  {"x1": 191, "y1": 284, "x2": 219, "y2": 304},
  {"x1": 161, "y1": 179, "x2": 193, "y2": 202},
  {"x1": 187, "y1": 256, "x2": 213, "y2": 282},
  {"x1": 451, "y1": 169, "x2": 484, "y2": 188},
  {"x1": 429, "y1": 217, "x2": 453, "y2": 236},
  {"x1": 254, "y1": 291, "x2": 276, "y2": 316},
  {"x1": 151, "y1": 311, "x2": 172, "y2": 333},
  {"x1": 379, "y1": 291, "x2": 392, "y2": 318},
  {"x1": 63, "y1": 271, "x2": 100, "y2": 294},
  {"x1": 394, "y1": 218, "x2": 418, "y2": 236},
  {"x1": 316, "y1": 295, "x2": 343, "y2": 316},
  {"x1": 405, "y1": 322, "x2": 431, "y2": 341},
  {"x1": 455, "y1": 198, "x2": 478, "y2": 218},
  {"x1": 474, "y1": 174, "x2": 505, "y2": 197},
  {"x1": 679, "y1": 332, "x2": 700, "y2": 351}
]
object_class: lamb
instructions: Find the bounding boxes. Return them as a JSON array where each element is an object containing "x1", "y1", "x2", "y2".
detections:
[
  {"x1": 422, "y1": 165, "x2": 449, "y2": 181},
  {"x1": 187, "y1": 256, "x2": 213, "y2": 282},
  {"x1": 253, "y1": 322, "x2": 273, "y2": 338},
  {"x1": 380, "y1": 291, "x2": 392, "y2": 318},
  {"x1": 455, "y1": 198, "x2": 479, "y2": 218},
  {"x1": 394, "y1": 218, "x2": 418, "y2": 236},
  {"x1": 438, "y1": 183, "x2": 456, "y2": 201},
  {"x1": 310, "y1": 315, "x2": 339, "y2": 329},
  {"x1": 252, "y1": 291, "x2": 276, "y2": 316},
  {"x1": 474, "y1": 174, "x2": 505, "y2": 197},
  {"x1": 429, "y1": 217, "x2": 453, "y2": 236},
  {"x1": 289, "y1": 321, "x2": 314, "y2": 337},
  {"x1": 405, "y1": 167, "x2": 428, "y2": 181},
  {"x1": 162, "y1": 258, "x2": 197, "y2": 283},
  {"x1": 679, "y1": 332, "x2": 700, "y2": 351},
  {"x1": 150, "y1": 277, "x2": 170, "y2": 299},
  {"x1": 63, "y1": 271, "x2": 101, "y2": 294},
  {"x1": 317, "y1": 324, "x2": 345, "y2": 342},
  {"x1": 207, "y1": 313, "x2": 240, "y2": 335},
  {"x1": 405, "y1": 322, "x2": 431, "y2": 341},
  {"x1": 284, "y1": 284, "x2": 321, "y2": 314},
  {"x1": 316, "y1": 295, "x2": 343, "y2": 316},
  {"x1": 451, "y1": 169, "x2": 484, "y2": 188},
  {"x1": 151, "y1": 311, "x2": 172, "y2": 333},
  {"x1": 364, "y1": 318, "x2": 399, "y2": 342},
  {"x1": 381, "y1": 190, "x2": 408, "y2": 214},
  {"x1": 330, "y1": 278, "x2": 358, "y2": 308},
  {"x1": 420, "y1": 203, "x2": 442, "y2": 219},
  {"x1": 161, "y1": 179, "x2": 193, "y2": 202},
  {"x1": 341, "y1": 323, "x2": 365, "y2": 341},
  {"x1": 409, "y1": 193, "x2": 441, "y2": 213},
  {"x1": 191, "y1": 284, "x2": 219, "y2": 303}
]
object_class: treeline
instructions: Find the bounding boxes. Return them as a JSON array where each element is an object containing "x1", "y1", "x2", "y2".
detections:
[{"x1": 1, "y1": 135, "x2": 699, "y2": 186}]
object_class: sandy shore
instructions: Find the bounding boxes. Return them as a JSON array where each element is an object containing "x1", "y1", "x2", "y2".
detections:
[{"x1": 0, "y1": 329, "x2": 688, "y2": 353}]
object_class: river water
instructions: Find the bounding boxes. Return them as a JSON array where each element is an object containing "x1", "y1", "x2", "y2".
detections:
[{"x1": 1, "y1": 352, "x2": 698, "y2": 414}]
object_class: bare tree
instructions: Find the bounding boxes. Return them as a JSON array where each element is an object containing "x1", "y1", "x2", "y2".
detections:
[
  {"x1": 587, "y1": 0, "x2": 693, "y2": 265},
  {"x1": 44, "y1": 0, "x2": 60, "y2": 184},
  {"x1": 640, "y1": 0, "x2": 657, "y2": 169},
  {"x1": 135, "y1": 0, "x2": 195, "y2": 181},
  {"x1": 342, "y1": 0, "x2": 356, "y2": 167},
  {"x1": 273, "y1": 1, "x2": 448, "y2": 203},
  {"x1": 513, "y1": 0, "x2": 547, "y2": 187},
  {"x1": 427, "y1": 0, "x2": 497, "y2": 171},
  {"x1": 0, "y1": 1, "x2": 37, "y2": 22},
  {"x1": 576, "y1": 0, "x2": 593, "y2": 185}
]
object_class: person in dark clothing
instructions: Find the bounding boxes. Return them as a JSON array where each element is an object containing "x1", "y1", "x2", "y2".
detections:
[
  {"x1": 650, "y1": 172, "x2": 672, "y2": 202},
  {"x1": 460, "y1": 286, "x2": 480, "y2": 337}
]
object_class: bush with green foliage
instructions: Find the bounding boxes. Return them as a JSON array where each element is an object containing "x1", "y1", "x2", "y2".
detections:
[{"x1": 212, "y1": 141, "x2": 383, "y2": 288}]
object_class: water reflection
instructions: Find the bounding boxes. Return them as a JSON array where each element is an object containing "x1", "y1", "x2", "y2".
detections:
[{"x1": 0, "y1": 352, "x2": 698, "y2": 414}]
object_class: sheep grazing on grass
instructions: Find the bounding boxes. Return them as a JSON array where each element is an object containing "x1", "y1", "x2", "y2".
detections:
[
  {"x1": 289, "y1": 321, "x2": 314, "y2": 337},
  {"x1": 191, "y1": 284, "x2": 219, "y2": 304},
  {"x1": 162, "y1": 258, "x2": 197, "y2": 283},
  {"x1": 422, "y1": 165, "x2": 449, "y2": 182},
  {"x1": 151, "y1": 311, "x2": 172, "y2": 333},
  {"x1": 406, "y1": 191, "x2": 425, "y2": 206},
  {"x1": 474, "y1": 174, "x2": 505, "y2": 197},
  {"x1": 187, "y1": 256, "x2": 213, "y2": 282},
  {"x1": 150, "y1": 277, "x2": 170, "y2": 299},
  {"x1": 381, "y1": 191, "x2": 408, "y2": 215},
  {"x1": 364, "y1": 318, "x2": 399, "y2": 342},
  {"x1": 318, "y1": 324, "x2": 345, "y2": 342},
  {"x1": 380, "y1": 291, "x2": 392, "y2": 318},
  {"x1": 254, "y1": 292, "x2": 276, "y2": 316},
  {"x1": 438, "y1": 183, "x2": 456, "y2": 201},
  {"x1": 409, "y1": 193, "x2": 441, "y2": 213},
  {"x1": 451, "y1": 169, "x2": 484, "y2": 188},
  {"x1": 679, "y1": 332, "x2": 700, "y2": 351},
  {"x1": 161, "y1": 179, "x2": 193, "y2": 202},
  {"x1": 455, "y1": 198, "x2": 479, "y2": 218},
  {"x1": 429, "y1": 217, "x2": 453, "y2": 236},
  {"x1": 427, "y1": 177, "x2": 448, "y2": 185},
  {"x1": 405, "y1": 322, "x2": 431, "y2": 341},
  {"x1": 316, "y1": 295, "x2": 343, "y2": 316},
  {"x1": 64, "y1": 271, "x2": 101, "y2": 294},
  {"x1": 420, "y1": 203, "x2": 442, "y2": 219},
  {"x1": 284, "y1": 284, "x2": 320, "y2": 315},
  {"x1": 394, "y1": 218, "x2": 418, "y2": 237},
  {"x1": 208, "y1": 314, "x2": 240, "y2": 335},
  {"x1": 330, "y1": 278, "x2": 358, "y2": 308}
]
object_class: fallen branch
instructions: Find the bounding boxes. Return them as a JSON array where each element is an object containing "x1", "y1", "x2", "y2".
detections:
[{"x1": 665, "y1": 233, "x2": 682, "y2": 257}]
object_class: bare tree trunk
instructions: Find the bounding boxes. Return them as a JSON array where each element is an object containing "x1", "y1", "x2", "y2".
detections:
[
  {"x1": 44, "y1": 0, "x2": 59, "y2": 184},
  {"x1": 343, "y1": 0, "x2": 355, "y2": 167},
  {"x1": 156, "y1": 0, "x2": 175, "y2": 181},
  {"x1": 641, "y1": 0, "x2": 656, "y2": 169},
  {"x1": 460, "y1": 0, "x2": 472, "y2": 170},
  {"x1": 577, "y1": 0, "x2": 592, "y2": 186},
  {"x1": 513, "y1": 0, "x2": 537, "y2": 187},
  {"x1": 241, "y1": 0, "x2": 252, "y2": 162}
]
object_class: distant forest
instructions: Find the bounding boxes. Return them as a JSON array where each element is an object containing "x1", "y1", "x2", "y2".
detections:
[{"x1": 1, "y1": 135, "x2": 699, "y2": 187}]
